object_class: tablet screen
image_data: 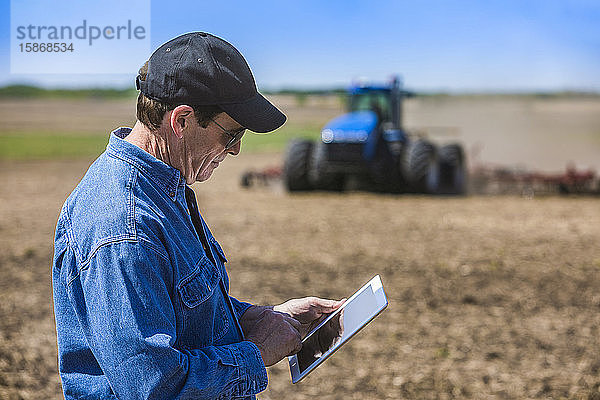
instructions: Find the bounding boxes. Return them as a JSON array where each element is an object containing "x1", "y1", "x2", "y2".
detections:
[{"x1": 293, "y1": 276, "x2": 386, "y2": 376}]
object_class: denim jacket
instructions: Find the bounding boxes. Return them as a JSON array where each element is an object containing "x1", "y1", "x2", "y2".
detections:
[{"x1": 52, "y1": 128, "x2": 268, "y2": 399}]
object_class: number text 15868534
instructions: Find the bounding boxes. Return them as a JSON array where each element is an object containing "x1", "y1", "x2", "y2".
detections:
[{"x1": 19, "y1": 43, "x2": 74, "y2": 52}]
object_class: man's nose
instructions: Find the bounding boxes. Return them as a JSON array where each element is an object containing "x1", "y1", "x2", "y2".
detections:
[{"x1": 227, "y1": 140, "x2": 242, "y2": 156}]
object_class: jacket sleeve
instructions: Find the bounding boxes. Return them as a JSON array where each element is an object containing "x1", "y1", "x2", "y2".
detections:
[
  {"x1": 229, "y1": 296, "x2": 254, "y2": 321},
  {"x1": 62, "y1": 238, "x2": 267, "y2": 400}
]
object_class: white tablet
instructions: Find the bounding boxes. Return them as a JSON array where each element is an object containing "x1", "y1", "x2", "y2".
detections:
[{"x1": 288, "y1": 275, "x2": 388, "y2": 384}]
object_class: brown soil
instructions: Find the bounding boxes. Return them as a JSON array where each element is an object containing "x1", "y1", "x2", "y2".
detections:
[{"x1": 1, "y1": 152, "x2": 599, "y2": 399}]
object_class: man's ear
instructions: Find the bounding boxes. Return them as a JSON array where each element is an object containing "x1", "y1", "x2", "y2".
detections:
[{"x1": 170, "y1": 105, "x2": 194, "y2": 139}]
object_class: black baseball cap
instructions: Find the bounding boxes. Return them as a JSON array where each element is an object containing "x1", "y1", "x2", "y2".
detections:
[{"x1": 136, "y1": 32, "x2": 286, "y2": 133}]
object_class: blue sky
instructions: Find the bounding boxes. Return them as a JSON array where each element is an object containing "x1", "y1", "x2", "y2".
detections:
[{"x1": 1, "y1": 0, "x2": 599, "y2": 91}]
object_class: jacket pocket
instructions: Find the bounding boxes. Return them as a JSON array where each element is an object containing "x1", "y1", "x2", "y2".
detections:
[
  {"x1": 178, "y1": 256, "x2": 221, "y2": 307},
  {"x1": 177, "y1": 255, "x2": 230, "y2": 347}
]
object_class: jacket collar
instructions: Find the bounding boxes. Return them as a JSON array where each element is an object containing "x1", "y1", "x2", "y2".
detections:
[{"x1": 106, "y1": 127, "x2": 183, "y2": 200}]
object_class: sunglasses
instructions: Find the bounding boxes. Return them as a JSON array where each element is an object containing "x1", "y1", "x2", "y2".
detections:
[{"x1": 210, "y1": 118, "x2": 245, "y2": 150}]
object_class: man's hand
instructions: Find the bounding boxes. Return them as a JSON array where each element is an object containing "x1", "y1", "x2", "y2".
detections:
[
  {"x1": 240, "y1": 306, "x2": 303, "y2": 367},
  {"x1": 273, "y1": 297, "x2": 345, "y2": 338}
]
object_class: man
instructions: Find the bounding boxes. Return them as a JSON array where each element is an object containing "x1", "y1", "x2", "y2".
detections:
[{"x1": 52, "y1": 32, "x2": 342, "y2": 399}]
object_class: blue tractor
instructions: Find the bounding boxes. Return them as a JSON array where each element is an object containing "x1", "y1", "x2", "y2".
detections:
[{"x1": 283, "y1": 77, "x2": 466, "y2": 194}]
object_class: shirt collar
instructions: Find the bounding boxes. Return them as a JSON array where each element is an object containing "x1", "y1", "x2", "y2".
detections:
[{"x1": 106, "y1": 127, "x2": 183, "y2": 200}]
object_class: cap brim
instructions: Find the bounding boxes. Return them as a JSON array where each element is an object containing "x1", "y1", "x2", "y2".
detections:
[{"x1": 219, "y1": 93, "x2": 286, "y2": 133}]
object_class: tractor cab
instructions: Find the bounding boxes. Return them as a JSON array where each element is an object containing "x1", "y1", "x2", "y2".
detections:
[
  {"x1": 320, "y1": 77, "x2": 408, "y2": 148},
  {"x1": 347, "y1": 76, "x2": 406, "y2": 130}
]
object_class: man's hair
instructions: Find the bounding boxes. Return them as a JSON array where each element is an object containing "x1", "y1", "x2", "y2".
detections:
[{"x1": 136, "y1": 61, "x2": 222, "y2": 131}]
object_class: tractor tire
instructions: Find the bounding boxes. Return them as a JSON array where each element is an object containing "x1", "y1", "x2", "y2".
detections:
[
  {"x1": 310, "y1": 141, "x2": 345, "y2": 191},
  {"x1": 283, "y1": 139, "x2": 314, "y2": 191},
  {"x1": 438, "y1": 144, "x2": 467, "y2": 195},
  {"x1": 401, "y1": 139, "x2": 439, "y2": 194}
]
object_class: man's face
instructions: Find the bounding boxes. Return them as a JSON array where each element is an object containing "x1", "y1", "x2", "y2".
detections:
[{"x1": 179, "y1": 112, "x2": 244, "y2": 184}]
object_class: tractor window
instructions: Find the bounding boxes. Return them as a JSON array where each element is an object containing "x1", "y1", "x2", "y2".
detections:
[{"x1": 349, "y1": 91, "x2": 391, "y2": 121}]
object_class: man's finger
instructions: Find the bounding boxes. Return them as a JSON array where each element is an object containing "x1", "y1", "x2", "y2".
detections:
[{"x1": 313, "y1": 297, "x2": 346, "y2": 312}]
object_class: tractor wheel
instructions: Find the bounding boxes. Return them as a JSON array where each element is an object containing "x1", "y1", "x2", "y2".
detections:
[
  {"x1": 283, "y1": 139, "x2": 314, "y2": 191},
  {"x1": 438, "y1": 144, "x2": 467, "y2": 195},
  {"x1": 310, "y1": 141, "x2": 345, "y2": 191},
  {"x1": 401, "y1": 139, "x2": 439, "y2": 194}
]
